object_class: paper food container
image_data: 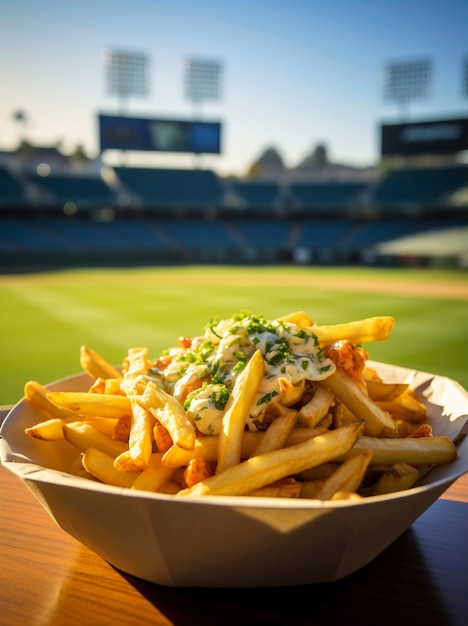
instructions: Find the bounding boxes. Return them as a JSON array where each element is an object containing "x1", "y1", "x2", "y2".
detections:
[{"x1": 1, "y1": 361, "x2": 467, "y2": 588}]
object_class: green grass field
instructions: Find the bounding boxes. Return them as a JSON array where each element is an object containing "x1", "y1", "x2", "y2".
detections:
[{"x1": 1, "y1": 265, "x2": 467, "y2": 406}]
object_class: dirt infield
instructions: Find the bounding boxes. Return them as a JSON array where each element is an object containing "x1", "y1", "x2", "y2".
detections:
[{"x1": 289, "y1": 275, "x2": 468, "y2": 300}]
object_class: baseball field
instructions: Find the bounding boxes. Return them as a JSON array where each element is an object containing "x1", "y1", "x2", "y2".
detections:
[{"x1": 1, "y1": 265, "x2": 467, "y2": 406}]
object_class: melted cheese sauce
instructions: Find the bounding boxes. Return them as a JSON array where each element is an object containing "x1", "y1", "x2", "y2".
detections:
[{"x1": 161, "y1": 313, "x2": 335, "y2": 434}]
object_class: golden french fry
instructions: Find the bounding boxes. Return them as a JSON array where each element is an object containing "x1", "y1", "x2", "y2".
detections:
[
  {"x1": 371, "y1": 462, "x2": 420, "y2": 496},
  {"x1": 248, "y1": 477, "x2": 302, "y2": 498},
  {"x1": 320, "y1": 367, "x2": 398, "y2": 438},
  {"x1": 121, "y1": 347, "x2": 149, "y2": 394},
  {"x1": 309, "y1": 316, "x2": 395, "y2": 346},
  {"x1": 330, "y1": 491, "x2": 363, "y2": 501},
  {"x1": 84, "y1": 417, "x2": 119, "y2": 437},
  {"x1": 340, "y1": 435, "x2": 457, "y2": 466},
  {"x1": 299, "y1": 479, "x2": 328, "y2": 499},
  {"x1": 294, "y1": 462, "x2": 339, "y2": 481},
  {"x1": 277, "y1": 311, "x2": 314, "y2": 327},
  {"x1": 162, "y1": 435, "x2": 220, "y2": 467},
  {"x1": 113, "y1": 450, "x2": 142, "y2": 473},
  {"x1": 376, "y1": 389, "x2": 427, "y2": 423},
  {"x1": 249, "y1": 407, "x2": 297, "y2": 457},
  {"x1": 138, "y1": 381, "x2": 196, "y2": 450},
  {"x1": 89, "y1": 377, "x2": 125, "y2": 396},
  {"x1": 362, "y1": 365, "x2": 382, "y2": 381},
  {"x1": 132, "y1": 453, "x2": 177, "y2": 492},
  {"x1": 80, "y1": 346, "x2": 122, "y2": 380},
  {"x1": 47, "y1": 391, "x2": 132, "y2": 419},
  {"x1": 299, "y1": 386, "x2": 335, "y2": 427},
  {"x1": 63, "y1": 421, "x2": 128, "y2": 458},
  {"x1": 179, "y1": 422, "x2": 363, "y2": 497},
  {"x1": 317, "y1": 450, "x2": 373, "y2": 500},
  {"x1": 278, "y1": 378, "x2": 305, "y2": 406},
  {"x1": 24, "y1": 380, "x2": 78, "y2": 421},
  {"x1": 216, "y1": 349, "x2": 265, "y2": 474},
  {"x1": 82, "y1": 448, "x2": 139, "y2": 488},
  {"x1": 365, "y1": 379, "x2": 409, "y2": 402},
  {"x1": 331, "y1": 401, "x2": 359, "y2": 429},
  {"x1": 162, "y1": 426, "x2": 329, "y2": 468},
  {"x1": 25, "y1": 418, "x2": 65, "y2": 441},
  {"x1": 128, "y1": 395, "x2": 155, "y2": 469}
]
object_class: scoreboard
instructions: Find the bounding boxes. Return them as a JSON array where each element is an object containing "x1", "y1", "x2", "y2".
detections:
[{"x1": 99, "y1": 114, "x2": 222, "y2": 154}]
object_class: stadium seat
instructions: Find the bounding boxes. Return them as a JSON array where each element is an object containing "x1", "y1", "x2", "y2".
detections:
[
  {"x1": 112, "y1": 167, "x2": 226, "y2": 211},
  {"x1": 0, "y1": 166, "x2": 28, "y2": 208}
]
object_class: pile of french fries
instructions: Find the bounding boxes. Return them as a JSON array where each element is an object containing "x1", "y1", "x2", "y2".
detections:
[{"x1": 23, "y1": 310, "x2": 458, "y2": 501}]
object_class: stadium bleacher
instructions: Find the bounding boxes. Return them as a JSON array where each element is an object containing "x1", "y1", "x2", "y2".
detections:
[
  {"x1": 370, "y1": 165, "x2": 468, "y2": 211},
  {"x1": 112, "y1": 167, "x2": 226, "y2": 211},
  {"x1": 0, "y1": 166, "x2": 28, "y2": 207},
  {"x1": 229, "y1": 181, "x2": 283, "y2": 212},
  {"x1": 287, "y1": 182, "x2": 367, "y2": 211},
  {"x1": 25, "y1": 172, "x2": 117, "y2": 210},
  {"x1": 0, "y1": 162, "x2": 467, "y2": 269}
]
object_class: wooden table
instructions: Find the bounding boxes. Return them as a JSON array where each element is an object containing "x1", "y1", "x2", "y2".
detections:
[{"x1": 1, "y1": 412, "x2": 467, "y2": 626}]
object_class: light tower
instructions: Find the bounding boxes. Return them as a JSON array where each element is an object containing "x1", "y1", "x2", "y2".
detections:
[
  {"x1": 382, "y1": 58, "x2": 432, "y2": 119},
  {"x1": 102, "y1": 48, "x2": 150, "y2": 113}
]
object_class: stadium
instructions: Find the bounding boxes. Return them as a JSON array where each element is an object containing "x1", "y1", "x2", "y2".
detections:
[
  {"x1": 1, "y1": 49, "x2": 468, "y2": 273},
  {"x1": 1, "y1": 136, "x2": 467, "y2": 272}
]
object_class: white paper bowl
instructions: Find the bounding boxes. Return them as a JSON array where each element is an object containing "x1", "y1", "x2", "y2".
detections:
[{"x1": 1, "y1": 361, "x2": 467, "y2": 588}]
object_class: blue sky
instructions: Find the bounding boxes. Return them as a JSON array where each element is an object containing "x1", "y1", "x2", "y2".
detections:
[{"x1": 1, "y1": 0, "x2": 467, "y2": 176}]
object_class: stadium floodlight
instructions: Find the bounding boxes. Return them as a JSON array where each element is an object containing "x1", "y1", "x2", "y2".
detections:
[
  {"x1": 183, "y1": 57, "x2": 223, "y2": 114},
  {"x1": 103, "y1": 48, "x2": 150, "y2": 109},
  {"x1": 383, "y1": 58, "x2": 432, "y2": 114}
]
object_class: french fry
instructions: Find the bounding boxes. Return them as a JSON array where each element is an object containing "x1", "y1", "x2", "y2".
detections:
[
  {"x1": 128, "y1": 395, "x2": 155, "y2": 469},
  {"x1": 113, "y1": 450, "x2": 142, "y2": 473},
  {"x1": 376, "y1": 389, "x2": 427, "y2": 423},
  {"x1": 179, "y1": 422, "x2": 363, "y2": 497},
  {"x1": 339, "y1": 435, "x2": 457, "y2": 466},
  {"x1": 277, "y1": 310, "x2": 314, "y2": 327},
  {"x1": 299, "y1": 479, "x2": 328, "y2": 499},
  {"x1": 309, "y1": 316, "x2": 395, "y2": 346},
  {"x1": 47, "y1": 391, "x2": 132, "y2": 419},
  {"x1": 249, "y1": 407, "x2": 297, "y2": 457},
  {"x1": 82, "y1": 447, "x2": 139, "y2": 488},
  {"x1": 24, "y1": 380, "x2": 78, "y2": 421},
  {"x1": 25, "y1": 418, "x2": 66, "y2": 441},
  {"x1": 294, "y1": 462, "x2": 339, "y2": 481},
  {"x1": 299, "y1": 386, "x2": 335, "y2": 427},
  {"x1": 365, "y1": 379, "x2": 409, "y2": 402},
  {"x1": 278, "y1": 378, "x2": 305, "y2": 407},
  {"x1": 248, "y1": 477, "x2": 302, "y2": 498},
  {"x1": 88, "y1": 377, "x2": 124, "y2": 396},
  {"x1": 371, "y1": 462, "x2": 420, "y2": 496},
  {"x1": 331, "y1": 400, "x2": 359, "y2": 429},
  {"x1": 80, "y1": 346, "x2": 122, "y2": 380},
  {"x1": 317, "y1": 451, "x2": 373, "y2": 500},
  {"x1": 138, "y1": 381, "x2": 196, "y2": 450},
  {"x1": 162, "y1": 426, "x2": 330, "y2": 468},
  {"x1": 84, "y1": 416, "x2": 119, "y2": 437},
  {"x1": 63, "y1": 421, "x2": 129, "y2": 458},
  {"x1": 132, "y1": 453, "x2": 177, "y2": 492},
  {"x1": 330, "y1": 491, "x2": 363, "y2": 501},
  {"x1": 121, "y1": 347, "x2": 149, "y2": 394},
  {"x1": 320, "y1": 367, "x2": 398, "y2": 438},
  {"x1": 216, "y1": 349, "x2": 265, "y2": 474}
]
